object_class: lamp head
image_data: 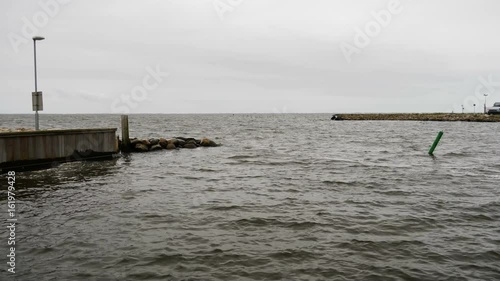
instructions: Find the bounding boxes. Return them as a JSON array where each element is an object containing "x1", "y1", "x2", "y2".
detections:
[{"x1": 33, "y1": 36, "x2": 45, "y2": 41}]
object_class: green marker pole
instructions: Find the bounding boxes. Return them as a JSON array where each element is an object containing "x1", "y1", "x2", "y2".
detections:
[{"x1": 428, "y1": 131, "x2": 444, "y2": 155}]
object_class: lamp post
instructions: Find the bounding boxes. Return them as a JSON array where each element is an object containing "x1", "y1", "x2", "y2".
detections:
[
  {"x1": 473, "y1": 104, "x2": 476, "y2": 114},
  {"x1": 483, "y1": 93, "x2": 488, "y2": 114},
  {"x1": 33, "y1": 36, "x2": 45, "y2": 131}
]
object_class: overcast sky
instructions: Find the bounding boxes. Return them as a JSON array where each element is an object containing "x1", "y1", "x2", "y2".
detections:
[{"x1": 2, "y1": 0, "x2": 500, "y2": 114}]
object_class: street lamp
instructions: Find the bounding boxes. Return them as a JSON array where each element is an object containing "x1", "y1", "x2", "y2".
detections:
[
  {"x1": 473, "y1": 103, "x2": 476, "y2": 114},
  {"x1": 484, "y1": 93, "x2": 488, "y2": 114},
  {"x1": 33, "y1": 36, "x2": 45, "y2": 131}
]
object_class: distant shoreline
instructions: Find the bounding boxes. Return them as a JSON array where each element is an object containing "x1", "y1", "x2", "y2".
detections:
[
  {"x1": 1, "y1": 113, "x2": 500, "y2": 123},
  {"x1": 334, "y1": 113, "x2": 500, "y2": 122}
]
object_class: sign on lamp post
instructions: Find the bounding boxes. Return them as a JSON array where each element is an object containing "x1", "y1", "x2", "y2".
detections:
[{"x1": 32, "y1": 92, "x2": 43, "y2": 111}]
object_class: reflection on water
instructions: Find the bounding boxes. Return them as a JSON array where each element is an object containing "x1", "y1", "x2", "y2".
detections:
[{"x1": 3, "y1": 159, "x2": 120, "y2": 200}]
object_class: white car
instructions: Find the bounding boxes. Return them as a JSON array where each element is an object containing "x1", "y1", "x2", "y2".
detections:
[{"x1": 487, "y1": 102, "x2": 500, "y2": 115}]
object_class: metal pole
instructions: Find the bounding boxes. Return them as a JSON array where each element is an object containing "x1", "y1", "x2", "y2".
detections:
[
  {"x1": 484, "y1": 94, "x2": 487, "y2": 114},
  {"x1": 34, "y1": 39, "x2": 39, "y2": 131}
]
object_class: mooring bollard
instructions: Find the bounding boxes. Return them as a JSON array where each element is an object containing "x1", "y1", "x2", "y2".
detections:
[
  {"x1": 428, "y1": 131, "x2": 444, "y2": 155},
  {"x1": 121, "y1": 115, "x2": 130, "y2": 152}
]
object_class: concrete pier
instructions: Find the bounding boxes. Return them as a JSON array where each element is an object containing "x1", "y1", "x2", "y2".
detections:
[{"x1": 0, "y1": 128, "x2": 118, "y2": 173}]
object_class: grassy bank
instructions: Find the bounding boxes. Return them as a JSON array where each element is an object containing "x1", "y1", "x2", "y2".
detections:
[{"x1": 336, "y1": 113, "x2": 500, "y2": 122}]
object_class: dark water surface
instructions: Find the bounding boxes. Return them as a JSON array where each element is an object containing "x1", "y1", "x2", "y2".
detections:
[{"x1": 1, "y1": 114, "x2": 500, "y2": 281}]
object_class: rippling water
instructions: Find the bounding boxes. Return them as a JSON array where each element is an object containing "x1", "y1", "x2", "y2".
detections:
[{"x1": 1, "y1": 114, "x2": 500, "y2": 280}]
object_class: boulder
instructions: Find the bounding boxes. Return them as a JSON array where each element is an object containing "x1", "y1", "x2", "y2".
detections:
[
  {"x1": 168, "y1": 139, "x2": 179, "y2": 146},
  {"x1": 134, "y1": 143, "x2": 149, "y2": 152},
  {"x1": 130, "y1": 138, "x2": 142, "y2": 146},
  {"x1": 149, "y1": 138, "x2": 160, "y2": 146},
  {"x1": 200, "y1": 138, "x2": 217, "y2": 147},
  {"x1": 150, "y1": 144, "x2": 163, "y2": 151},
  {"x1": 176, "y1": 139, "x2": 186, "y2": 148},
  {"x1": 166, "y1": 143, "x2": 177, "y2": 150},
  {"x1": 140, "y1": 139, "x2": 151, "y2": 147},
  {"x1": 159, "y1": 138, "x2": 168, "y2": 148},
  {"x1": 183, "y1": 142, "x2": 197, "y2": 149}
]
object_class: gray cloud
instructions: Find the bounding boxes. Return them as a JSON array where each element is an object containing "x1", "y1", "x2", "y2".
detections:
[{"x1": 2, "y1": 0, "x2": 500, "y2": 113}]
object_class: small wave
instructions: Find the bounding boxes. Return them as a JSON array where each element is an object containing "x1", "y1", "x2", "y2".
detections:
[
  {"x1": 286, "y1": 221, "x2": 326, "y2": 230},
  {"x1": 188, "y1": 250, "x2": 273, "y2": 268},
  {"x1": 125, "y1": 272, "x2": 175, "y2": 280},
  {"x1": 29, "y1": 246, "x2": 56, "y2": 255},
  {"x1": 233, "y1": 175, "x2": 264, "y2": 179},
  {"x1": 455, "y1": 213, "x2": 495, "y2": 222},
  {"x1": 382, "y1": 216, "x2": 443, "y2": 232},
  {"x1": 479, "y1": 250, "x2": 500, "y2": 260},
  {"x1": 137, "y1": 253, "x2": 187, "y2": 267},
  {"x1": 268, "y1": 249, "x2": 317, "y2": 260},
  {"x1": 227, "y1": 159, "x2": 310, "y2": 166},
  {"x1": 195, "y1": 168, "x2": 220, "y2": 172},
  {"x1": 322, "y1": 180, "x2": 356, "y2": 186},
  {"x1": 227, "y1": 154, "x2": 260, "y2": 160},
  {"x1": 182, "y1": 176, "x2": 202, "y2": 180},
  {"x1": 443, "y1": 152, "x2": 469, "y2": 157},
  {"x1": 206, "y1": 205, "x2": 243, "y2": 211},
  {"x1": 222, "y1": 217, "x2": 326, "y2": 230},
  {"x1": 338, "y1": 239, "x2": 426, "y2": 252},
  {"x1": 475, "y1": 201, "x2": 500, "y2": 213},
  {"x1": 376, "y1": 190, "x2": 412, "y2": 196},
  {"x1": 230, "y1": 217, "x2": 278, "y2": 227},
  {"x1": 107, "y1": 256, "x2": 140, "y2": 267},
  {"x1": 142, "y1": 213, "x2": 164, "y2": 219},
  {"x1": 206, "y1": 178, "x2": 221, "y2": 182}
]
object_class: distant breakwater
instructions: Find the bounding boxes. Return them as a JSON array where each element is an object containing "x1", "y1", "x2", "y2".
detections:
[
  {"x1": 333, "y1": 113, "x2": 500, "y2": 122},
  {"x1": 120, "y1": 137, "x2": 219, "y2": 153}
]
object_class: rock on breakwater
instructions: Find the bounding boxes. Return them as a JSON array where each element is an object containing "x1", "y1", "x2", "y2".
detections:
[{"x1": 121, "y1": 137, "x2": 219, "y2": 153}]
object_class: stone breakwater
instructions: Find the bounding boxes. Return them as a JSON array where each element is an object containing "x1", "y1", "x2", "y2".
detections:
[
  {"x1": 121, "y1": 137, "x2": 219, "y2": 153},
  {"x1": 335, "y1": 113, "x2": 500, "y2": 122}
]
